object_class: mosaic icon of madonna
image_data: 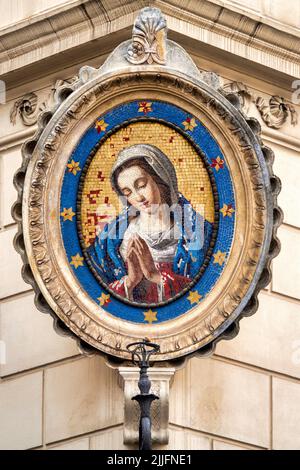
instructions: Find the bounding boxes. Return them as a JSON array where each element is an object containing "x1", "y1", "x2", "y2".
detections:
[{"x1": 80, "y1": 122, "x2": 216, "y2": 306}]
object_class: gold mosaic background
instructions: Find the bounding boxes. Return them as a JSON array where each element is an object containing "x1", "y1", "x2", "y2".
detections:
[{"x1": 81, "y1": 121, "x2": 215, "y2": 247}]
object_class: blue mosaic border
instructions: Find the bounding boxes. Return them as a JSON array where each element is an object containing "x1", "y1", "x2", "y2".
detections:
[{"x1": 60, "y1": 100, "x2": 235, "y2": 323}]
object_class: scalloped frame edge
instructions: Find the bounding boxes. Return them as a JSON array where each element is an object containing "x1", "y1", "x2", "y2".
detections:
[{"x1": 11, "y1": 75, "x2": 283, "y2": 369}]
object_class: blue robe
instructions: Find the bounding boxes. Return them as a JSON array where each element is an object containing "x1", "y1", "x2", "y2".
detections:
[{"x1": 87, "y1": 193, "x2": 213, "y2": 285}]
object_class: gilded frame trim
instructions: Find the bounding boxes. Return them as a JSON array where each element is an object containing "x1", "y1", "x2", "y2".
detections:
[{"x1": 13, "y1": 69, "x2": 282, "y2": 362}]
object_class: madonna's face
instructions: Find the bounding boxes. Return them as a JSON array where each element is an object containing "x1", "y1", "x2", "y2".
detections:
[{"x1": 117, "y1": 165, "x2": 162, "y2": 213}]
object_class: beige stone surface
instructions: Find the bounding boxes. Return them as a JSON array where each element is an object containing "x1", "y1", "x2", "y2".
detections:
[
  {"x1": 90, "y1": 426, "x2": 127, "y2": 450},
  {"x1": 216, "y1": 292, "x2": 300, "y2": 378},
  {"x1": 50, "y1": 437, "x2": 90, "y2": 450},
  {"x1": 0, "y1": 372, "x2": 42, "y2": 449},
  {"x1": 272, "y1": 225, "x2": 300, "y2": 300},
  {"x1": 0, "y1": 226, "x2": 31, "y2": 299},
  {"x1": 213, "y1": 440, "x2": 248, "y2": 450},
  {"x1": 168, "y1": 426, "x2": 211, "y2": 450},
  {"x1": 262, "y1": 0, "x2": 300, "y2": 28},
  {"x1": 222, "y1": 0, "x2": 263, "y2": 15},
  {"x1": 45, "y1": 356, "x2": 123, "y2": 443},
  {"x1": 0, "y1": 146, "x2": 22, "y2": 227},
  {"x1": 273, "y1": 378, "x2": 300, "y2": 450},
  {"x1": 271, "y1": 143, "x2": 300, "y2": 228},
  {"x1": 0, "y1": 0, "x2": 76, "y2": 30},
  {"x1": 0, "y1": 291, "x2": 79, "y2": 377},
  {"x1": 221, "y1": 0, "x2": 300, "y2": 28},
  {"x1": 170, "y1": 358, "x2": 270, "y2": 448}
]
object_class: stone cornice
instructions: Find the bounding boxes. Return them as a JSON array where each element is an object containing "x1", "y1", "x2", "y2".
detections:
[
  {"x1": 0, "y1": 0, "x2": 299, "y2": 87},
  {"x1": 158, "y1": 0, "x2": 300, "y2": 76},
  {"x1": 198, "y1": 0, "x2": 300, "y2": 38},
  {"x1": 0, "y1": 0, "x2": 91, "y2": 36}
]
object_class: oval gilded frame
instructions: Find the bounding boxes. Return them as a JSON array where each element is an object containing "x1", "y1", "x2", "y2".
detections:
[{"x1": 16, "y1": 69, "x2": 281, "y2": 361}]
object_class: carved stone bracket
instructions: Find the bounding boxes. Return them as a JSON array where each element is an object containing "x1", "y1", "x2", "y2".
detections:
[
  {"x1": 223, "y1": 81, "x2": 298, "y2": 129},
  {"x1": 118, "y1": 367, "x2": 176, "y2": 446},
  {"x1": 256, "y1": 95, "x2": 298, "y2": 129},
  {"x1": 10, "y1": 78, "x2": 78, "y2": 127},
  {"x1": 10, "y1": 93, "x2": 38, "y2": 126}
]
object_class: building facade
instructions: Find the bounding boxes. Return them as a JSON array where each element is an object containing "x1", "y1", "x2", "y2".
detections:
[{"x1": 0, "y1": 0, "x2": 300, "y2": 450}]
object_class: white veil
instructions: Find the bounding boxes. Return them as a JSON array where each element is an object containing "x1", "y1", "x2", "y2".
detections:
[{"x1": 110, "y1": 144, "x2": 179, "y2": 205}]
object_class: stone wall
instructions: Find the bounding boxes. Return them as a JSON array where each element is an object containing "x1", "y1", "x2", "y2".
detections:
[{"x1": 0, "y1": 0, "x2": 299, "y2": 450}]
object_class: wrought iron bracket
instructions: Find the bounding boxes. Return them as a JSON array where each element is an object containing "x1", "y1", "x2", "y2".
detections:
[{"x1": 126, "y1": 340, "x2": 160, "y2": 450}]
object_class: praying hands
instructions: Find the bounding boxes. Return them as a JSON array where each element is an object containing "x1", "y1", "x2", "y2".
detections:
[{"x1": 125, "y1": 234, "x2": 161, "y2": 294}]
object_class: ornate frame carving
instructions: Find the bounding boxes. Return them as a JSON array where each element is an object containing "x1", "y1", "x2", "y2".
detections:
[{"x1": 12, "y1": 10, "x2": 282, "y2": 364}]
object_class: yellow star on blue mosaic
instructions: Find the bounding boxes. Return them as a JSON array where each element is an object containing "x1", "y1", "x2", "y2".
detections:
[
  {"x1": 213, "y1": 250, "x2": 226, "y2": 266},
  {"x1": 70, "y1": 253, "x2": 84, "y2": 269},
  {"x1": 60, "y1": 207, "x2": 75, "y2": 221},
  {"x1": 143, "y1": 309, "x2": 158, "y2": 324},
  {"x1": 187, "y1": 290, "x2": 202, "y2": 305}
]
